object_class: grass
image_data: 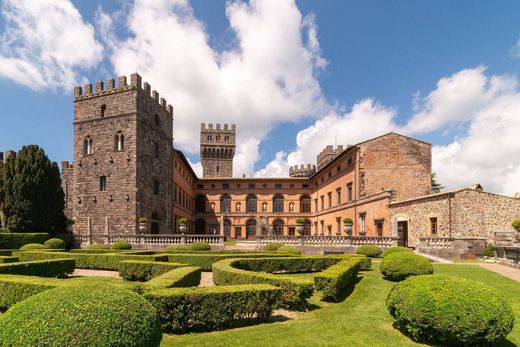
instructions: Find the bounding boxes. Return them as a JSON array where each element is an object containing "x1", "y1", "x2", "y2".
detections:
[
  {"x1": 224, "y1": 240, "x2": 237, "y2": 246},
  {"x1": 161, "y1": 264, "x2": 520, "y2": 346}
]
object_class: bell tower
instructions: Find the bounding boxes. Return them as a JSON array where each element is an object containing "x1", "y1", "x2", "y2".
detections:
[{"x1": 200, "y1": 123, "x2": 235, "y2": 178}]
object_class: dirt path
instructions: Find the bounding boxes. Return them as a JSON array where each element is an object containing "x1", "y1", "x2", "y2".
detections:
[
  {"x1": 199, "y1": 271, "x2": 214, "y2": 286},
  {"x1": 71, "y1": 269, "x2": 120, "y2": 278},
  {"x1": 476, "y1": 263, "x2": 520, "y2": 283}
]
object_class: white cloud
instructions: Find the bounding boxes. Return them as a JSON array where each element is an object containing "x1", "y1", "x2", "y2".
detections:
[
  {"x1": 98, "y1": 0, "x2": 328, "y2": 177},
  {"x1": 0, "y1": 0, "x2": 103, "y2": 90}
]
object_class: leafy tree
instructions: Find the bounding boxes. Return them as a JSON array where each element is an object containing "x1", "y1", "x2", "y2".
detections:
[
  {"x1": 431, "y1": 172, "x2": 445, "y2": 193},
  {"x1": 0, "y1": 145, "x2": 66, "y2": 232}
]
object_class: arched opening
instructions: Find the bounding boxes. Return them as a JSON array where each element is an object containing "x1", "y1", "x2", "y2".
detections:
[
  {"x1": 195, "y1": 194, "x2": 207, "y2": 213},
  {"x1": 114, "y1": 132, "x2": 124, "y2": 151},
  {"x1": 273, "y1": 194, "x2": 284, "y2": 213},
  {"x1": 100, "y1": 104, "x2": 106, "y2": 117},
  {"x1": 223, "y1": 218, "x2": 231, "y2": 237},
  {"x1": 246, "y1": 219, "x2": 257, "y2": 239},
  {"x1": 272, "y1": 218, "x2": 284, "y2": 235},
  {"x1": 246, "y1": 194, "x2": 257, "y2": 213},
  {"x1": 194, "y1": 218, "x2": 206, "y2": 234},
  {"x1": 84, "y1": 136, "x2": 93, "y2": 155},
  {"x1": 300, "y1": 194, "x2": 311, "y2": 213},
  {"x1": 151, "y1": 212, "x2": 159, "y2": 234},
  {"x1": 303, "y1": 219, "x2": 311, "y2": 236},
  {"x1": 220, "y1": 193, "x2": 231, "y2": 213}
]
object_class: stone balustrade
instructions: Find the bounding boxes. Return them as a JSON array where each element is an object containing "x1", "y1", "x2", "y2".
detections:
[
  {"x1": 419, "y1": 236, "x2": 454, "y2": 249},
  {"x1": 419, "y1": 236, "x2": 486, "y2": 260},
  {"x1": 256, "y1": 235, "x2": 398, "y2": 248},
  {"x1": 73, "y1": 234, "x2": 225, "y2": 248}
]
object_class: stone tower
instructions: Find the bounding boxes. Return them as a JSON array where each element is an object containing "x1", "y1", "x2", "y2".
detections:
[
  {"x1": 317, "y1": 145, "x2": 346, "y2": 171},
  {"x1": 68, "y1": 73, "x2": 173, "y2": 240},
  {"x1": 200, "y1": 123, "x2": 236, "y2": 178},
  {"x1": 289, "y1": 164, "x2": 316, "y2": 178}
]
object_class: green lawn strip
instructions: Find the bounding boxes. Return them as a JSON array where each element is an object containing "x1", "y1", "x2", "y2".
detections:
[{"x1": 161, "y1": 264, "x2": 520, "y2": 347}]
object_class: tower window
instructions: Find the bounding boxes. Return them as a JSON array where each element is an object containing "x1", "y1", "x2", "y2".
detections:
[
  {"x1": 100, "y1": 104, "x2": 106, "y2": 117},
  {"x1": 224, "y1": 135, "x2": 229, "y2": 141},
  {"x1": 115, "y1": 132, "x2": 124, "y2": 151},
  {"x1": 154, "y1": 113, "x2": 161, "y2": 127},
  {"x1": 154, "y1": 180, "x2": 160, "y2": 195},
  {"x1": 216, "y1": 163, "x2": 220, "y2": 174},
  {"x1": 84, "y1": 137, "x2": 93, "y2": 155},
  {"x1": 216, "y1": 135, "x2": 220, "y2": 141},
  {"x1": 154, "y1": 142, "x2": 159, "y2": 159},
  {"x1": 207, "y1": 135, "x2": 212, "y2": 141},
  {"x1": 99, "y1": 176, "x2": 107, "y2": 191}
]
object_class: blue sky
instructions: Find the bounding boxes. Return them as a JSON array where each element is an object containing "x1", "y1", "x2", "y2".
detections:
[{"x1": 1, "y1": 0, "x2": 520, "y2": 194}]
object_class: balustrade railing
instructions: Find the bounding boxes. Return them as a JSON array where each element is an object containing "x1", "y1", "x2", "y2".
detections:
[
  {"x1": 419, "y1": 236, "x2": 454, "y2": 249},
  {"x1": 73, "y1": 233, "x2": 225, "y2": 246},
  {"x1": 256, "y1": 235, "x2": 398, "y2": 248}
]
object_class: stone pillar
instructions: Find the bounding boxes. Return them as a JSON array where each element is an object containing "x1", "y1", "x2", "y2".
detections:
[
  {"x1": 220, "y1": 216, "x2": 224, "y2": 236},
  {"x1": 105, "y1": 216, "x2": 110, "y2": 243}
]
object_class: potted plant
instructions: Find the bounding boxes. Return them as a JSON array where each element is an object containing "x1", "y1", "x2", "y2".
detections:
[
  {"x1": 178, "y1": 218, "x2": 188, "y2": 234},
  {"x1": 343, "y1": 217, "x2": 353, "y2": 235},
  {"x1": 512, "y1": 219, "x2": 520, "y2": 242},
  {"x1": 65, "y1": 219, "x2": 75, "y2": 233},
  {"x1": 138, "y1": 217, "x2": 148, "y2": 233},
  {"x1": 295, "y1": 218, "x2": 305, "y2": 235}
]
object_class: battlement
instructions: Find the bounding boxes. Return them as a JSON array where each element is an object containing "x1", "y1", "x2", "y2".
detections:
[
  {"x1": 74, "y1": 73, "x2": 173, "y2": 117},
  {"x1": 317, "y1": 145, "x2": 347, "y2": 171},
  {"x1": 200, "y1": 123, "x2": 236, "y2": 133},
  {"x1": 61, "y1": 161, "x2": 73, "y2": 170},
  {"x1": 289, "y1": 164, "x2": 316, "y2": 178}
]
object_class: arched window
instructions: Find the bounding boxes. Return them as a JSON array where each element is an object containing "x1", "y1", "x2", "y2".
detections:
[
  {"x1": 154, "y1": 113, "x2": 161, "y2": 127},
  {"x1": 195, "y1": 218, "x2": 206, "y2": 234},
  {"x1": 246, "y1": 219, "x2": 257, "y2": 238},
  {"x1": 223, "y1": 218, "x2": 231, "y2": 236},
  {"x1": 84, "y1": 136, "x2": 93, "y2": 155},
  {"x1": 195, "y1": 194, "x2": 207, "y2": 213},
  {"x1": 273, "y1": 219, "x2": 284, "y2": 235},
  {"x1": 300, "y1": 194, "x2": 311, "y2": 213},
  {"x1": 273, "y1": 194, "x2": 284, "y2": 213},
  {"x1": 246, "y1": 194, "x2": 257, "y2": 213},
  {"x1": 220, "y1": 194, "x2": 231, "y2": 213},
  {"x1": 115, "y1": 132, "x2": 124, "y2": 151},
  {"x1": 100, "y1": 104, "x2": 106, "y2": 117},
  {"x1": 216, "y1": 163, "x2": 220, "y2": 174}
]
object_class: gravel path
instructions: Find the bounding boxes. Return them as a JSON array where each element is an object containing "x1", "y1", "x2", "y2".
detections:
[
  {"x1": 71, "y1": 269, "x2": 120, "y2": 278},
  {"x1": 199, "y1": 271, "x2": 214, "y2": 286},
  {"x1": 476, "y1": 263, "x2": 520, "y2": 283}
]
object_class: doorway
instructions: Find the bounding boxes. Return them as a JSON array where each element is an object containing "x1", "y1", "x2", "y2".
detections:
[{"x1": 397, "y1": 221, "x2": 408, "y2": 247}]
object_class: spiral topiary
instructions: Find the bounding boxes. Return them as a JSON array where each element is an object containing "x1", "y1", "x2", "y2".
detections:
[
  {"x1": 44, "y1": 238, "x2": 66, "y2": 249},
  {"x1": 356, "y1": 245, "x2": 382, "y2": 258},
  {"x1": 0, "y1": 283, "x2": 162, "y2": 346},
  {"x1": 383, "y1": 246, "x2": 412, "y2": 257},
  {"x1": 380, "y1": 252, "x2": 433, "y2": 281},
  {"x1": 387, "y1": 275, "x2": 514, "y2": 345}
]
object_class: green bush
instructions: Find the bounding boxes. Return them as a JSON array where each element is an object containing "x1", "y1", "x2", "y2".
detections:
[
  {"x1": 356, "y1": 245, "x2": 382, "y2": 258},
  {"x1": 85, "y1": 243, "x2": 109, "y2": 249},
  {"x1": 511, "y1": 219, "x2": 520, "y2": 229},
  {"x1": 483, "y1": 245, "x2": 495, "y2": 257},
  {"x1": 0, "y1": 233, "x2": 51, "y2": 249},
  {"x1": 383, "y1": 246, "x2": 412, "y2": 257},
  {"x1": 167, "y1": 253, "x2": 295, "y2": 271},
  {"x1": 0, "y1": 259, "x2": 75, "y2": 277},
  {"x1": 20, "y1": 243, "x2": 47, "y2": 251},
  {"x1": 0, "y1": 275, "x2": 59, "y2": 312},
  {"x1": 232, "y1": 257, "x2": 338, "y2": 274},
  {"x1": 0, "y1": 256, "x2": 19, "y2": 263},
  {"x1": 44, "y1": 238, "x2": 66, "y2": 249},
  {"x1": 112, "y1": 241, "x2": 132, "y2": 250},
  {"x1": 387, "y1": 275, "x2": 515, "y2": 345},
  {"x1": 144, "y1": 284, "x2": 282, "y2": 333},
  {"x1": 380, "y1": 252, "x2": 433, "y2": 281},
  {"x1": 314, "y1": 258, "x2": 361, "y2": 301},
  {"x1": 277, "y1": 245, "x2": 301, "y2": 254},
  {"x1": 0, "y1": 250, "x2": 13, "y2": 256},
  {"x1": 143, "y1": 266, "x2": 202, "y2": 290},
  {"x1": 18, "y1": 251, "x2": 168, "y2": 271},
  {"x1": 53, "y1": 233, "x2": 73, "y2": 248},
  {"x1": 190, "y1": 242, "x2": 211, "y2": 251},
  {"x1": 0, "y1": 283, "x2": 162, "y2": 346},
  {"x1": 165, "y1": 244, "x2": 189, "y2": 251},
  {"x1": 119, "y1": 260, "x2": 186, "y2": 282},
  {"x1": 264, "y1": 242, "x2": 284, "y2": 252}
]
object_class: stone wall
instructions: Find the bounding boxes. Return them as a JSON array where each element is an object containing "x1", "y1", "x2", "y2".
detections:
[{"x1": 200, "y1": 123, "x2": 235, "y2": 178}]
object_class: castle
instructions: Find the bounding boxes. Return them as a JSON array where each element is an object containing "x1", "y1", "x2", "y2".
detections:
[{"x1": 52, "y1": 73, "x2": 520, "y2": 248}]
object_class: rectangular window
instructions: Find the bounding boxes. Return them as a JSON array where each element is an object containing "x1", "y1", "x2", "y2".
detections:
[
  {"x1": 154, "y1": 180, "x2": 160, "y2": 195},
  {"x1": 99, "y1": 176, "x2": 107, "y2": 191},
  {"x1": 336, "y1": 218, "x2": 341, "y2": 235},
  {"x1": 320, "y1": 196, "x2": 324, "y2": 210},
  {"x1": 314, "y1": 198, "x2": 318, "y2": 212},
  {"x1": 337, "y1": 166, "x2": 341, "y2": 172},
  {"x1": 336, "y1": 188, "x2": 341, "y2": 205},
  {"x1": 222, "y1": 183, "x2": 229, "y2": 189},
  {"x1": 275, "y1": 183, "x2": 282, "y2": 188},
  {"x1": 347, "y1": 183, "x2": 353, "y2": 202},
  {"x1": 327, "y1": 192, "x2": 332, "y2": 208},
  {"x1": 375, "y1": 219, "x2": 384, "y2": 237},
  {"x1": 430, "y1": 217, "x2": 438, "y2": 235},
  {"x1": 302, "y1": 183, "x2": 309, "y2": 188},
  {"x1": 248, "y1": 183, "x2": 256, "y2": 189},
  {"x1": 359, "y1": 213, "x2": 366, "y2": 234},
  {"x1": 197, "y1": 184, "x2": 204, "y2": 189}
]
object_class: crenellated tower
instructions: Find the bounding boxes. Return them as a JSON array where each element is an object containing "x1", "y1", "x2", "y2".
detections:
[
  {"x1": 317, "y1": 145, "x2": 346, "y2": 171},
  {"x1": 289, "y1": 164, "x2": 316, "y2": 178},
  {"x1": 200, "y1": 123, "x2": 236, "y2": 178}
]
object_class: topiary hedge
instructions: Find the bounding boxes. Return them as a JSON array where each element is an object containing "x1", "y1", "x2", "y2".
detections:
[
  {"x1": 387, "y1": 275, "x2": 515, "y2": 345},
  {"x1": 112, "y1": 241, "x2": 132, "y2": 250},
  {"x1": 118, "y1": 260, "x2": 187, "y2": 282},
  {"x1": 20, "y1": 243, "x2": 47, "y2": 251},
  {"x1": 85, "y1": 243, "x2": 109, "y2": 250},
  {"x1": 380, "y1": 252, "x2": 433, "y2": 281},
  {"x1": 44, "y1": 238, "x2": 66, "y2": 250},
  {"x1": 356, "y1": 245, "x2": 382, "y2": 258},
  {"x1": 190, "y1": 242, "x2": 211, "y2": 251},
  {"x1": 313, "y1": 257, "x2": 361, "y2": 301},
  {"x1": 277, "y1": 245, "x2": 301, "y2": 254},
  {"x1": 142, "y1": 266, "x2": 202, "y2": 290},
  {"x1": 0, "y1": 259, "x2": 75, "y2": 277},
  {"x1": 165, "y1": 244, "x2": 190, "y2": 252},
  {"x1": 166, "y1": 253, "x2": 297, "y2": 271},
  {"x1": 0, "y1": 275, "x2": 58, "y2": 312},
  {"x1": 144, "y1": 284, "x2": 282, "y2": 334},
  {"x1": 264, "y1": 242, "x2": 284, "y2": 252},
  {"x1": 0, "y1": 256, "x2": 18, "y2": 263},
  {"x1": 383, "y1": 246, "x2": 412, "y2": 257},
  {"x1": 0, "y1": 232, "x2": 50, "y2": 249},
  {"x1": 0, "y1": 283, "x2": 163, "y2": 346}
]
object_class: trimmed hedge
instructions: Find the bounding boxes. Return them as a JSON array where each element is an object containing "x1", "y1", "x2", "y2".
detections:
[
  {"x1": 232, "y1": 257, "x2": 338, "y2": 273},
  {"x1": 190, "y1": 242, "x2": 211, "y2": 250},
  {"x1": 143, "y1": 266, "x2": 202, "y2": 290},
  {"x1": 0, "y1": 283, "x2": 162, "y2": 346},
  {"x1": 144, "y1": 284, "x2": 282, "y2": 333},
  {"x1": 20, "y1": 243, "x2": 46, "y2": 250},
  {"x1": 0, "y1": 275, "x2": 59, "y2": 312},
  {"x1": 44, "y1": 238, "x2": 66, "y2": 249},
  {"x1": 70, "y1": 248, "x2": 121, "y2": 254},
  {"x1": 0, "y1": 232, "x2": 50, "y2": 249},
  {"x1": 387, "y1": 275, "x2": 515, "y2": 345},
  {"x1": 0, "y1": 259, "x2": 75, "y2": 277},
  {"x1": 264, "y1": 242, "x2": 284, "y2": 252},
  {"x1": 165, "y1": 244, "x2": 190, "y2": 251},
  {"x1": 314, "y1": 258, "x2": 361, "y2": 301},
  {"x1": 85, "y1": 243, "x2": 109, "y2": 250},
  {"x1": 0, "y1": 250, "x2": 13, "y2": 256},
  {"x1": 17, "y1": 251, "x2": 168, "y2": 270},
  {"x1": 356, "y1": 245, "x2": 382, "y2": 258},
  {"x1": 0, "y1": 256, "x2": 19, "y2": 263},
  {"x1": 383, "y1": 246, "x2": 412, "y2": 257},
  {"x1": 167, "y1": 253, "x2": 297, "y2": 271},
  {"x1": 277, "y1": 245, "x2": 301, "y2": 254},
  {"x1": 380, "y1": 252, "x2": 433, "y2": 281},
  {"x1": 112, "y1": 241, "x2": 132, "y2": 250},
  {"x1": 119, "y1": 260, "x2": 187, "y2": 282}
]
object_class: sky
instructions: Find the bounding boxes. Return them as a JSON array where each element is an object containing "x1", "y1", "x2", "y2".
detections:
[{"x1": 1, "y1": 0, "x2": 520, "y2": 195}]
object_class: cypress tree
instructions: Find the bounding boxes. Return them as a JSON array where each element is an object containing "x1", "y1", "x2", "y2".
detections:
[{"x1": 0, "y1": 145, "x2": 66, "y2": 232}]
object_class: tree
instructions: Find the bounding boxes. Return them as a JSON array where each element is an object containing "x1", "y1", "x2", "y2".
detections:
[
  {"x1": 431, "y1": 172, "x2": 445, "y2": 194},
  {"x1": 0, "y1": 145, "x2": 66, "y2": 232}
]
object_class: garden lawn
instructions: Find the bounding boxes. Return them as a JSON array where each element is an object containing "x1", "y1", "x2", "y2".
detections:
[{"x1": 161, "y1": 264, "x2": 520, "y2": 347}]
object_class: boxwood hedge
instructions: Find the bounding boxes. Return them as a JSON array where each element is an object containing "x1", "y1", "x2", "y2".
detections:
[
  {"x1": 43, "y1": 238, "x2": 67, "y2": 250},
  {"x1": 0, "y1": 232, "x2": 50, "y2": 249},
  {"x1": 383, "y1": 246, "x2": 412, "y2": 257},
  {"x1": 0, "y1": 256, "x2": 18, "y2": 264},
  {"x1": 167, "y1": 253, "x2": 297, "y2": 271},
  {"x1": 0, "y1": 274, "x2": 59, "y2": 312},
  {"x1": 387, "y1": 275, "x2": 515, "y2": 345},
  {"x1": 20, "y1": 243, "x2": 47, "y2": 250},
  {"x1": 144, "y1": 284, "x2": 282, "y2": 333},
  {"x1": 0, "y1": 283, "x2": 162, "y2": 346},
  {"x1": 118, "y1": 260, "x2": 187, "y2": 282},
  {"x1": 313, "y1": 257, "x2": 361, "y2": 301},
  {"x1": 380, "y1": 252, "x2": 433, "y2": 281},
  {"x1": 356, "y1": 245, "x2": 382, "y2": 258},
  {"x1": 142, "y1": 266, "x2": 202, "y2": 290},
  {"x1": 0, "y1": 259, "x2": 75, "y2": 278}
]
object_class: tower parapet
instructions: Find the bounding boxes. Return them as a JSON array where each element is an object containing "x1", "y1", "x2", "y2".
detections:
[
  {"x1": 289, "y1": 164, "x2": 316, "y2": 178},
  {"x1": 317, "y1": 145, "x2": 345, "y2": 171},
  {"x1": 200, "y1": 123, "x2": 236, "y2": 178}
]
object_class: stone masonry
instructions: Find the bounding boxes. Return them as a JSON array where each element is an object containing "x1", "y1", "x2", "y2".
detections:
[{"x1": 200, "y1": 123, "x2": 235, "y2": 178}]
